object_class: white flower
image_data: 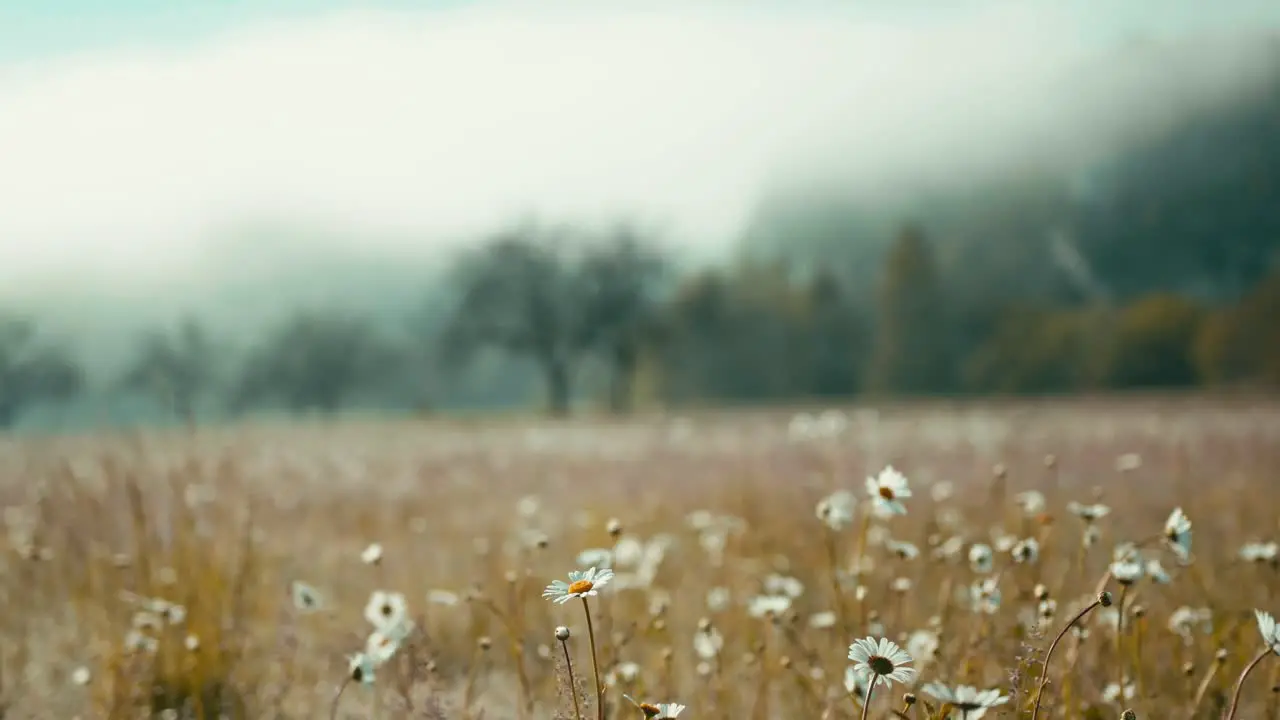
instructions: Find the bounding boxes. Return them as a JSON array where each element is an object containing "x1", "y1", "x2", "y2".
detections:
[
  {"x1": 184, "y1": 634, "x2": 200, "y2": 652},
  {"x1": 1011, "y1": 538, "x2": 1040, "y2": 564},
  {"x1": 1110, "y1": 558, "x2": 1144, "y2": 585},
  {"x1": 1082, "y1": 524, "x2": 1101, "y2": 548},
  {"x1": 347, "y1": 652, "x2": 377, "y2": 685},
  {"x1": 866, "y1": 466, "x2": 912, "y2": 517},
  {"x1": 968, "y1": 543, "x2": 994, "y2": 574},
  {"x1": 694, "y1": 627, "x2": 724, "y2": 660},
  {"x1": 891, "y1": 577, "x2": 913, "y2": 594},
  {"x1": 1145, "y1": 558, "x2": 1172, "y2": 584},
  {"x1": 1256, "y1": 610, "x2": 1280, "y2": 654},
  {"x1": 70, "y1": 666, "x2": 92, "y2": 686},
  {"x1": 577, "y1": 547, "x2": 615, "y2": 568},
  {"x1": 1067, "y1": 501, "x2": 1111, "y2": 522},
  {"x1": 291, "y1": 581, "x2": 324, "y2": 613},
  {"x1": 921, "y1": 683, "x2": 1009, "y2": 719},
  {"x1": 614, "y1": 537, "x2": 646, "y2": 567},
  {"x1": 1240, "y1": 541, "x2": 1279, "y2": 563},
  {"x1": 816, "y1": 490, "x2": 857, "y2": 531},
  {"x1": 748, "y1": 594, "x2": 792, "y2": 618},
  {"x1": 1169, "y1": 606, "x2": 1213, "y2": 644},
  {"x1": 360, "y1": 543, "x2": 384, "y2": 565},
  {"x1": 969, "y1": 577, "x2": 1002, "y2": 614},
  {"x1": 542, "y1": 567, "x2": 614, "y2": 604},
  {"x1": 1164, "y1": 507, "x2": 1192, "y2": 559},
  {"x1": 885, "y1": 539, "x2": 920, "y2": 560},
  {"x1": 364, "y1": 590, "x2": 409, "y2": 631},
  {"x1": 906, "y1": 629, "x2": 939, "y2": 662},
  {"x1": 1102, "y1": 681, "x2": 1135, "y2": 703},
  {"x1": 847, "y1": 636, "x2": 917, "y2": 688},
  {"x1": 809, "y1": 611, "x2": 838, "y2": 629},
  {"x1": 1014, "y1": 491, "x2": 1045, "y2": 515},
  {"x1": 123, "y1": 629, "x2": 158, "y2": 654},
  {"x1": 844, "y1": 665, "x2": 870, "y2": 704},
  {"x1": 764, "y1": 574, "x2": 805, "y2": 599},
  {"x1": 623, "y1": 695, "x2": 685, "y2": 718}
]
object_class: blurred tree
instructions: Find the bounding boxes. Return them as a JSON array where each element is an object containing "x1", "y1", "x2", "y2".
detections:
[
  {"x1": 118, "y1": 315, "x2": 217, "y2": 423},
  {"x1": 442, "y1": 224, "x2": 582, "y2": 416},
  {"x1": 573, "y1": 225, "x2": 668, "y2": 413},
  {"x1": 804, "y1": 269, "x2": 867, "y2": 397},
  {"x1": 232, "y1": 310, "x2": 395, "y2": 414},
  {"x1": 1103, "y1": 293, "x2": 1205, "y2": 388},
  {"x1": 1194, "y1": 269, "x2": 1280, "y2": 386},
  {"x1": 0, "y1": 314, "x2": 84, "y2": 428},
  {"x1": 866, "y1": 225, "x2": 953, "y2": 395},
  {"x1": 962, "y1": 305, "x2": 1106, "y2": 394}
]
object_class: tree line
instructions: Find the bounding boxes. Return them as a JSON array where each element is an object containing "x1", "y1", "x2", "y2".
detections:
[{"x1": 2, "y1": 219, "x2": 1277, "y2": 430}]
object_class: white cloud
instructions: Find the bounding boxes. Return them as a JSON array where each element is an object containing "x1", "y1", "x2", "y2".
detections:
[{"x1": 0, "y1": 0, "x2": 1274, "y2": 295}]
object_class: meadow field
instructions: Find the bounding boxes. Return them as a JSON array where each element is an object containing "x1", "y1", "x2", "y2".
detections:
[{"x1": 2, "y1": 394, "x2": 1279, "y2": 719}]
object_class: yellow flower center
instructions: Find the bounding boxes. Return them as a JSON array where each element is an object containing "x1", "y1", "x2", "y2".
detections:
[
  {"x1": 878, "y1": 486, "x2": 895, "y2": 500},
  {"x1": 568, "y1": 580, "x2": 594, "y2": 595}
]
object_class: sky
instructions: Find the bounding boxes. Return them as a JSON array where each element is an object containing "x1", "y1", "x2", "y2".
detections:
[{"x1": 1, "y1": 0, "x2": 1279, "y2": 298}]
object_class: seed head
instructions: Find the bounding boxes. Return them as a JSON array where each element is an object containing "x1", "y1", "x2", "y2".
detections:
[
  {"x1": 1121, "y1": 710, "x2": 1137, "y2": 720},
  {"x1": 779, "y1": 655, "x2": 792, "y2": 669},
  {"x1": 606, "y1": 518, "x2": 623, "y2": 537},
  {"x1": 1034, "y1": 583, "x2": 1050, "y2": 601},
  {"x1": 555, "y1": 626, "x2": 570, "y2": 641},
  {"x1": 1097, "y1": 591, "x2": 1113, "y2": 607},
  {"x1": 1215, "y1": 648, "x2": 1228, "y2": 663},
  {"x1": 478, "y1": 636, "x2": 492, "y2": 651},
  {"x1": 1182, "y1": 662, "x2": 1194, "y2": 677},
  {"x1": 1132, "y1": 605, "x2": 1146, "y2": 619},
  {"x1": 903, "y1": 692, "x2": 917, "y2": 706}
]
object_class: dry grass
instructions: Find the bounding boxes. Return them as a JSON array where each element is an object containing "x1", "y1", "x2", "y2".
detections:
[{"x1": 1, "y1": 395, "x2": 1279, "y2": 719}]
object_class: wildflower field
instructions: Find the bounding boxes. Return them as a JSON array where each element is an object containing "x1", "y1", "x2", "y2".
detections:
[{"x1": 3, "y1": 395, "x2": 1279, "y2": 719}]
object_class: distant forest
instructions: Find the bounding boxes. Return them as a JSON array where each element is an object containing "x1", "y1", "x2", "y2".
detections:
[{"x1": 4, "y1": 62, "x2": 1280, "y2": 431}]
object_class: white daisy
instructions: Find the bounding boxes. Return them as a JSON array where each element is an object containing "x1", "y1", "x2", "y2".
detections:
[
  {"x1": 906, "y1": 629, "x2": 939, "y2": 663},
  {"x1": 969, "y1": 577, "x2": 1002, "y2": 615},
  {"x1": 1145, "y1": 558, "x2": 1172, "y2": 584},
  {"x1": 360, "y1": 543, "x2": 384, "y2": 565},
  {"x1": 577, "y1": 547, "x2": 615, "y2": 568},
  {"x1": 542, "y1": 566, "x2": 614, "y2": 604},
  {"x1": 866, "y1": 466, "x2": 912, "y2": 517},
  {"x1": 1168, "y1": 606, "x2": 1213, "y2": 644},
  {"x1": 1164, "y1": 507, "x2": 1192, "y2": 559},
  {"x1": 885, "y1": 539, "x2": 920, "y2": 560},
  {"x1": 847, "y1": 636, "x2": 917, "y2": 689},
  {"x1": 1102, "y1": 681, "x2": 1136, "y2": 703},
  {"x1": 363, "y1": 590, "x2": 409, "y2": 631},
  {"x1": 816, "y1": 490, "x2": 857, "y2": 531},
  {"x1": 347, "y1": 652, "x2": 377, "y2": 685},
  {"x1": 968, "y1": 543, "x2": 995, "y2": 574},
  {"x1": 1110, "y1": 558, "x2": 1144, "y2": 585},
  {"x1": 1011, "y1": 537, "x2": 1040, "y2": 564},
  {"x1": 844, "y1": 665, "x2": 870, "y2": 704},
  {"x1": 1068, "y1": 501, "x2": 1111, "y2": 522},
  {"x1": 809, "y1": 611, "x2": 838, "y2": 629},
  {"x1": 1014, "y1": 490, "x2": 1046, "y2": 515},
  {"x1": 1256, "y1": 609, "x2": 1280, "y2": 654},
  {"x1": 1240, "y1": 541, "x2": 1279, "y2": 563},
  {"x1": 747, "y1": 594, "x2": 792, "y2": 618},
  {"x1": 921, "y1": 683, "x2": 1009, "y2": 719},
  {"x1": 693, "y1": 626, "x2": 723, "y2": 660},
  {"x1": 623, "y1": 694, "x2": 685, "y2": 718}
]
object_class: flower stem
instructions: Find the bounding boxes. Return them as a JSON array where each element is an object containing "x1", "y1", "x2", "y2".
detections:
[
  {"x1": 560, "y1": 637, "x2": 585, "y2": 720},
  {"x1": 581, "y1": 597, "x2": 605, "y2": 720},
  {"x1": 1224, "y1": 647, "x2": 1273, "y2": 720},
  {"x1": 860, "y1": 676, "x2": 877, "y2": 720},
  {"x1": 1031, "y1": 598, "x2": 1104, "y2": 720},
  {"x1": 1115, "y1": 584, "x2": 1129, "y2": 701},
  {"x1": 329, "y1": 676, "x2": 350, "y2": 720}
]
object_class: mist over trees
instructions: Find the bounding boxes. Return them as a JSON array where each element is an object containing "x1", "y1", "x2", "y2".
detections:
[{"x1": 3, "y1": 61, "x2": 1280, "y2": 431}]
